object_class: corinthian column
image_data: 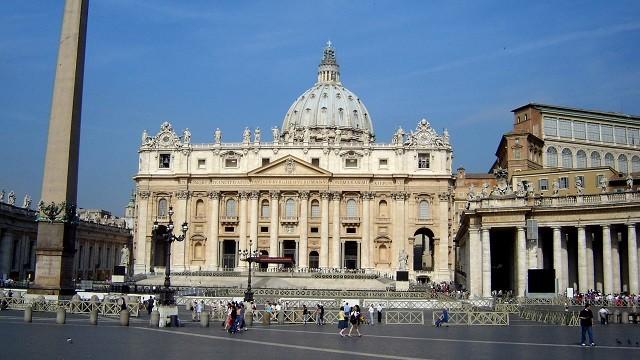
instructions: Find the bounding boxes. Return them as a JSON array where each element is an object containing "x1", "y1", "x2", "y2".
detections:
[
  {"x1": 469, "y1": 226, "x2": 482, "y2": 297},
  {"x1": 172, "y1": 190, "x2": 189, "y2": 271},
  {"x1": 298, "y1": 191, "x2": 309, "y2": 269},
  {"x1": 269, "y1": 191, "x2": 280, "y2": 260},
  {"x1": 249, "y1": 191, "x2": 259, "y2": 251},
  {"x1": 628, "y1": 223, "x2": 639, "y2": 295},
  {"x1": 331, "y1": 192, "x2": 341, "y2": 268},
  {"x1": 207, "y1": 191, "x2": 220, "y2": 270},
  {"x1": 602, "y1": 225, "x2": 613, "y2": 295},
  {"x1": 481, "y1": 227, "x2": 491, "y2": 297},
  {"x1": 516, "y1": 226, "x2": 526, "y2": 297},
  {"x1": 134, "y1": 191, "x2": 150, "y2": 274},
  {"x1": 552, "y1": 226, "x2": 563, "y2": 293},
  {"x1": 320, "y1": 191, "x2": 330, "y2": 268},
  {"x1": 577, "y1": 225, "x2": 587, "y2": 293},
  {"x1": 361, "y1": 192, "x2": 372, "y2": 269},
  {"x1": 238, "y1": 191, "x2": 249, "y2": 268},
  {"x1": 393, "y1": 192, "x2": 407, "y2": 269}
]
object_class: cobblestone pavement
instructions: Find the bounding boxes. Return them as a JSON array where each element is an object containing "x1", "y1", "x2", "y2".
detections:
[{"x1": 1, "y1": 310, "x2": 639, "y2": 359}]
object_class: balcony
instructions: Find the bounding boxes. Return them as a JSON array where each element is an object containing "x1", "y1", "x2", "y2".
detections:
[
  {"x1": 341, "y1": 216, "x2": 360, "y2": 226},
  {"x1": 220, "y1": 216, "x2": 238, "y2": 225},
  {"x1": 280, "y1": 216, "x2": 298, "y2": 225}
]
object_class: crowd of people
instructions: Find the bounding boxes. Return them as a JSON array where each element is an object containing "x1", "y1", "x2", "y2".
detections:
[{"x1": 572, "y1": 290, "x2": 640, "y2": 306}]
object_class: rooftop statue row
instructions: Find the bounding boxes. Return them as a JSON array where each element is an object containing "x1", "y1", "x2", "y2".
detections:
[
  {"x1": 140, "y1": 118, "x2": 451, "y2": 150},
  {"x1": 0, "y1": 189, "x2": 31, "y2": 209}
]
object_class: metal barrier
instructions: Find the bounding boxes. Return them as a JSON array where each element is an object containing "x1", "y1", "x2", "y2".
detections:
[
  {"x1": 2, "y1": 297, "x2": 139, "y2": 317},
  {"x1": 384, "y1": 310, "x2": 424, "y2": 325},
  {"x1": 494, "y1": 303, "x2": 520, "y2": 313},
  {"x1": 431, "y1": 311, "x2": 509, "y2": 326},
  {"x1": 518, "y1": 308, "x2": 579, "y2": 326}
]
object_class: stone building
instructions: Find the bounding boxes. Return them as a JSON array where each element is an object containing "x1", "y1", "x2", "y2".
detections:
[
  {"x1": 456, "y1": 104, "x2": 640, "y2": 297},
  {"x1": 132, "y1": 42, "x2": 454, "y2": 282},
  {"x1": 0, "y1": 194, "x2": 132, "y2": 282}
]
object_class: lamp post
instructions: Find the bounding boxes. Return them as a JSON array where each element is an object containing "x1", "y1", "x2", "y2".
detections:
[
  {"x1": 239, "y1": 240, "x2": 259, "y2": 302},
  {"x1": 152, "y1": 206, "x2": 188, "y2": 305}
]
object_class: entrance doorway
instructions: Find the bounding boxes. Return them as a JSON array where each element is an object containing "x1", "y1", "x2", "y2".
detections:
[
  {"x1": 282, "y1": 240, "x2": 296, "y2": 268},
  {"x1": 490, "y1": 228, "x2": 515, "y2": 293},
  {"x1": 259, "y1": 250, "x2": 269, "y2": 270},
  {"x1": 414, "y1": 228, "x2": 435, "y2": 271},
  {"x1": 222, "y1": 240, "x2": 236, "y2": 270},
  {"x1": 344, "y1": 241, "x2": 358, "y2": 269},
  {"x1": 152, "y1": 237, "x2": 166, "y2": 268},
  {"x1": 309, "y1": 251, "x2": 319, "y2": 269}
]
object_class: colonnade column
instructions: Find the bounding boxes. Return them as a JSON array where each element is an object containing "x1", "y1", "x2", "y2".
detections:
[
  {"x1": 298, "y1": 191, "x2": 309, "y2": 269},
  {"x1": 628, "y1": 223, "x2": 639, "y2": 295},
  {"x1": 586, "y1": 232, "x2": 594, "y2": 291},
  {"x1": 134, "y1": 191, "x2": 150, "y2": 274},
  {"x1": 320, "y1": 191, "x2": 330, "y2": 268},
  {"x1": 602, "y1": 225, "x2": 613, "y2": 295},
  {"x1": 516, "y1": 226, "x2": 527, "y2": 297},
  {"x1": 577, "y1": 225, "x2": 587, "y2": 293},
  {"x1": 172, "y1": 190, "x2": 189, "y2": 271},
  {"x1": 238, "y1": 191, "x2": 249, "y2": 269},
  {"x1": 469, "y1": 226, "x2": 482, "y2": 297},
  {"x1": 481, "y1": 227, "x2": 491, "y2": 298},
  {"x1": 249, "y1": 191, "x2": 259, "y2": 252},
  {"x1": 206, "y1": 191, "x2": 220, "y2": 270},
  {"x1": 269, "y1": 191, "x2": 280, "y2": 263},
  {"x1": 361, "y1": 192, "x2": 372, "y2": 269},
  {"x1": 612, "y1": 233, "x2": 621, "y2": 292},
  {"x1": 0, "y1": 230, "x2": 15, "y2": 276},
  {"x1": 552, "y1": 226, "x2": 563, "y2": 293},
  {"x1": 331, "y1": 192, "x2": 341, "y2": 268}
]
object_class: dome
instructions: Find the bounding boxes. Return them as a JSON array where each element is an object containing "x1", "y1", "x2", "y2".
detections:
[{"x1": 281, "y1": 42, "x2": 374, "y2": 143}]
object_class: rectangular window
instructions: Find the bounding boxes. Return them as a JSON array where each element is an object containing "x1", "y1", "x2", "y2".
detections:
[
  {"x1": 261, "y1": 158, "x2": 270, "y2": 166},
  {"x1": 543, "y1": 117, "x2": 557, "y2": 137},
  {"x1": 224, "y1": 226, "x2": 234, "y2": 232},
  {"x1": 539, "y1": 178, "x2": 548, "y2": 191},
  {"x1": 576, "y1": 175, "x2": 585, "y2": 188},
  {"x1": 345, "y1": 158, "x2": 358, "y2": 168},
  {"x1": 225, "y1": 158, "x2": 238, "y2": 168},
  {"x1": 513, "y1": 148, "x2": 521, "y2": 160},
  {"x1": 260, "y1": 226, "x2": 269, "y2": 233},
  {"x1": 601, "y1": 125, "x2": 614, "y2": 143},
  {"x1": 573, "y1": 121, "x2": 586, "y2": 140},
  {"x1": 310, "y1": 227, "x2": 319, "y2": 233},
  {"x1": 558, "y1": 119, "x2": 572, "y2": 138},
  {"x1": 197, "y1": 159, "x2": 206, "y2": 169},
  {"x1": 379, "y1": 158, "x2": 388, "y2": 168},
  {"x1": 614, "y1": 127, "x2": 627, "y2": 145},
  {"x1": 629, "y1": 128, "x2": 640, "y2": 145},
  {"x1": 596, "y1": 174, "x2": 605, "y2": 187},
  {"x1": 159, "y1": 154, "x2": 171, "y2": 168},
  {"x1": 346, "y1": 227, "x2": 356, "y2": 234},
  {"x1": 311, "y1": 158, "x2": 320, "y2": 167},
  {"x1": 587, "y1": 123, "x2": 600, "y2": 141},
  {"x1": 418, "y1": 153, "x2": 430, "y2": 169},
  {"x1": 558, "y1": 176, "x2": 569, "y2": 189}
]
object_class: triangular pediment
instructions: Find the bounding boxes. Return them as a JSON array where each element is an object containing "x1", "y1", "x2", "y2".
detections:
[{"x1": 248, "y1": 155, "x2": 332, "y2": 177}]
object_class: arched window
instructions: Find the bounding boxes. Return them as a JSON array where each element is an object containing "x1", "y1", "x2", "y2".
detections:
[
  {"x1": 310, "y1": 199, "x2": 320, "y2": 218},
  {"x1": 225, "y1": 199, "x2": 237, "y2": 217},
  {"x1": 193, "y1": 242, "x2": 204, "y2": 260},
  {"x1": 195, "y1": 199, "x2": 205, "y2": 217},
  {"x1": 576, "y1": 150, "x2": 587, "y2": 168},
  {"x1": 285, "y1": 198, "x2": 296, "y2": 217},
  {"x1": 618, "y1": 154, "x2": 628, "y2": 173},
  {"x1": 379, "y1": 244, "x2": 389, "y2": 263},
  {"x1": 418, "y1": 200, "x2": 429, "y2": 219},
  {"x1": 591, "y1": 151, "x2": 601, "y2": 167},
  {"x1": 561, "y1": 148, "x2": 573, "y2": 168},
  {"x1": 605, "y1": 153, "x2": 615, "y2": 168},
  {"x1": 546, "y1": 147, "x2": 558, "y2": 167},
  {"x1": 158, "y1": 198, "x2": 168, "y2": 217},
  {"x1": 632, "y1": 156, "x2": 640, "y2": 173},
  {"x1": 260, "y1": 199, "x2": 270, "y2": 218},
  {"x1": 346, "y1": 199, "x2": 357, "y2": 217},
  {"x1": 378, "y1": 200, "x2": 388, "y2": 218}
]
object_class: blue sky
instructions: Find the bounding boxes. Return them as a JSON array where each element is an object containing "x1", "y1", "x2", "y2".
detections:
[{"x1": 1, "y1": 0, "x2": 639, "y2": 215}]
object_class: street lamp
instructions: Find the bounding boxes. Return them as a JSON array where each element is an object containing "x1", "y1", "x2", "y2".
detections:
[
  {"x1": 239, "y1": 240, "x2": 259, "y2": 302},
  {"x1": 152, "y1": 206, "x2": 188, "y2": 305}
]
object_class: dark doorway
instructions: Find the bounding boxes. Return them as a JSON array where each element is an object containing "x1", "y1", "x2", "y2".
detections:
[
  {"x1": 222, "y1": 240, "x2": 236, "y2": 270},
  {"x1": 259, "y1": 250, "x2": 268, "y2": 270},
  {"x1": 490, "y1": 228, "x2": 515, "y2": 293},
  {"x1": 309, "y1": 251, "x2": 319, "y2": 269},
  {"x1": 414, "y1": 228, "x2": 435, "y2": 271},
  {"x1": 344, "y1": 241, "x2": 358, "y2": 269},
  {"x1": 282, "y1": 240, "x2": 296, "y2": 268}
]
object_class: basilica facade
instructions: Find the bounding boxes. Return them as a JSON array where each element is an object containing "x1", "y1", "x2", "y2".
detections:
[{"x1": 132, "y1": 43, "x2": 454, "y2": 282}]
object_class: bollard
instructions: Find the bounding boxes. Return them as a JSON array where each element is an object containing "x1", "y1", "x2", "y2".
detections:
[
  {"x1": 24, "y1": 306, "x2": 32, "y2": 323},
  {"x1": 120, "y1": 310, "x2": 130, "y2": 326},
  {"x1": 613, "y1": 310, "x2": 620, "y2": 324},
  {"x1": 200, "y1": 311, "x2": 209, "y2": 328},
  {"x1": 89, "y1": 309, "x2": 98, "y2": 325},
  {"x1": 245, "y1": 309, "x2": 253, "y2": 327},
  {"x1": 277, "y1": 311, "x2": 284, "y2": 325},
  {"x1": 150, "y1": 310, "x2": 160, "y2": 327},
  {"x1": 56, "y1": 308, "x2": 66, "y2": 325},
  {"x1": 621, "y1": 311, "x2": 629, "y2": 324}
]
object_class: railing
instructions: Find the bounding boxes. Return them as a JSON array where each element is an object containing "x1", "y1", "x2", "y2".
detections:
[
  {"x1": 340, "y1": 216, "x2": 361, "y2": 225},
  {"x1": 384, "y1": 310, "x2": 424, "y2": 324},
  {"x1": 1, "y1": 297, "x2": 139, "y2": 317},
  {"x1": 472, "y1": 190, "x2": 640, "y2": 210},
  {"x1": 494, "y1": 303, "x2": 520, "y2": 313},
  {"x1": 496, "y1": 296, "x2": 640, "y2": 307},
  {"x1": 519, "y1": 308, "x2": 579, "y2": 326},
  {"x1": 431, "y1": 311, "x2": 509, "y2": 326}
]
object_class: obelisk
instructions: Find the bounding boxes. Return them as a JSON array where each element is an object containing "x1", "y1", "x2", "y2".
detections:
[{"x1": 31, "y1": 0, "x2": 88, "y2": 296}]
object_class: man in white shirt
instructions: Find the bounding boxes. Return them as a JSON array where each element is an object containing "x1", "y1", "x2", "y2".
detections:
[
  {"x1": 368, "y1": 304, "x2": 375, "y2": 325},
  {"x1": 598, "y1": 307, "x2": 609, "y2": 325}
]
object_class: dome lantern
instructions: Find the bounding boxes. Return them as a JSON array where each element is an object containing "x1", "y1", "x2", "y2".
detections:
[{"x1": 317, "y1": 41, "x2": 340, "y2": 84}]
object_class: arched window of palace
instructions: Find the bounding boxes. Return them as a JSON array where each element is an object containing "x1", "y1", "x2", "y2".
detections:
[
  {"x1": 225, "y1": 198, "x2": 237, "y2": 217},
  {"x1": 260, "y1": 199, "x2": 270, "y2": 218},
  {"x1": 285, "y1": 198, "x2": 296, "y2": 217},
  {"x1": 618, "y1": 154, "x2": 628, "y2": 173},
  {"x1": 546, "y1": 147, "x2": 558, "y2": 167},
  {"x1": 195, "y1": 199, "x2": 205, "y2": 218},
  {"x1": 605, "y1": 153, "x2": 615, "y2": 168},
  {"x1": 379, "y1": 244, "x2": 389, "y2": 263},
  {"x1": 378, "y1": 200, "x2": 388, "y2": 218},
  {"x1": 576, "y1": 150, "x2": 587, "y2": 168},
  {"x1": 346, "y1": 199, "x2": 357, "y2": 217},
  {"x1": 632, "y1": 156, "x2": 640, "y2": 173},
  {"x1": 310, "y1": 199, "x2": 320, "y2": 218},
  {"x1": 418, "y1": 200, "x2": 430, "y2": 220},
  {"x1": 158, "y1": 198, "x2": 168, "y2": 217},
  {"x1": 561, "y1": 148, "x2": 573, "y2": 168},
  {"x1": 591, "y1": 151, "x2": 601, "y2": 167}
]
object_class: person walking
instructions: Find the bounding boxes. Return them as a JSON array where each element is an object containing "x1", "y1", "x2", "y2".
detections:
[
  {"x1": 196, "y1": 300, "x2": 203, "y2": 321},
  {"x1": 147, "y1": 296, "x2": 154, "y2": 315},
  {"x1": 337, "y1": 306, "x2": 348, "y2": 336},
  {"x1": 435, "y1": 308, "x2": 449, "y2": 327},
  {"x1": 377, "y1": 303, "x2": 383, "y2": 324},
  {"x1": 598, "y1": 307, "x2": 609, "y2": 325},
  {"x1": 368, "y1": 304, "x2": 375, "y2": 326},
  {"x1": 302, "y1": 304, "x2": 309, "y2": 325},
  {"x1": 579, "y1": 303, "x2": 595, "y2": 346},
  {"x1": 348, "y1": 305, "x2": 362, "y2": 337},
  {"x1": 314, "y1": 304, "x2": 321, "y2": 325},
  {"x1": 320, "y1": 304, "x2": 325, "y2": 325}
]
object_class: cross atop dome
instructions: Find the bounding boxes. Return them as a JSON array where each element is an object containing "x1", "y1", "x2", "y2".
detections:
[{"x1": 317, "y1": 41, "x2": 340, "y2": 83}]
